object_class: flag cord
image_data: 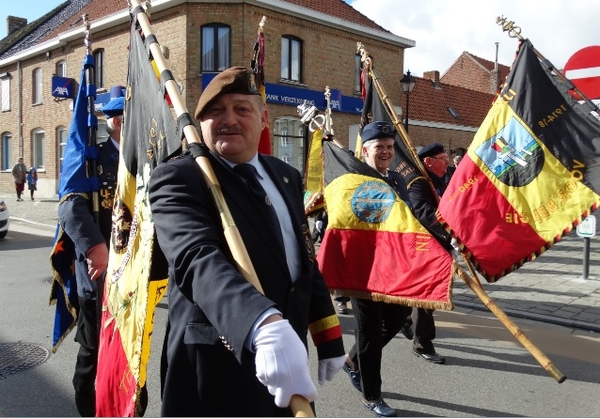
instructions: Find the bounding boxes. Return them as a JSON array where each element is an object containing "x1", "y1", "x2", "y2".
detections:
[{"x1": 129, "y1": 1, "x2": 313, "y2": 415}]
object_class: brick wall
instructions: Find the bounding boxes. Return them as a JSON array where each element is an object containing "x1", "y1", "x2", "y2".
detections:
[{"x1": 0, "y1": 2, "x2": 405, "y2": 198}]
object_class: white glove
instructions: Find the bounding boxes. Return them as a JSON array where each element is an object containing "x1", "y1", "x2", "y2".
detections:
[
  {"x1": 315, "y1": 220, "x2": 323, "y2": 232},
  {"x1": 450, "y1": 238, "x2": 461, "y2": 260},
  {"x1": 450, "y1": 237, "x2": 460, "y2": 252},
  {"x1": 317, "y1": 354, "x2": 346, "y2": 385},
  {"x1": 253, "y1": 319, "x2": 318, "y2": 407}
]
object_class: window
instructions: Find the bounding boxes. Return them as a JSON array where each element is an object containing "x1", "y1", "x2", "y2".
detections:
[
  {"x1": 281, "y1": 36, "x2": 302, "y2": 82},
  {"x1": 447, "y1": 107, "x2": 460, "y2": 118},
  {"x1": 32, "y1": 68, "x2": 42, "y2": 104},
  {"x1": 0, "y1": 72, "x2": 10, "y2": 111},
  {"x1": 57, "y1": 126, "x2": 67, "y2": 174},
  {"x1": 1, "y1": 132, "x2": 11, "y2": 170},
  {"x1": 33, "y1": 128, "x2": 45, "y2": 170},
  {"x1": 201, "y1": 24, "x2": 230, "y2": 72},
  {"x1": 55, "y1": 60, "x2": 67, "y2": 77},
  {"x1": 94, "y1": 49, "x2": 104, "y2": 88},
  {"x1": 273, "y1": 117, "x2": 305, "y2": 173}
]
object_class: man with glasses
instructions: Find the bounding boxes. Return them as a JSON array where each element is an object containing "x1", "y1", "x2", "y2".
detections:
[{"x1": 405, "y1": 143, "x2": 454, "y2": 364}]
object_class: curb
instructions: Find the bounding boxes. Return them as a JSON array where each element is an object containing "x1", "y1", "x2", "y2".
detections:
[{"x1": 453, "y1": 300, "x2": 600, "y2": 334}]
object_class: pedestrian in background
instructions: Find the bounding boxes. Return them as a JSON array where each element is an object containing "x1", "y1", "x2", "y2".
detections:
[
  {"x1": 11, "y1": 157, "x2": 27, "y2": 201},
  {"x1": 27, "y1": 167, "x2": 38, "y2": 201}
]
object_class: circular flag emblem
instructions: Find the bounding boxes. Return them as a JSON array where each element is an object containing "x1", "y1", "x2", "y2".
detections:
[{"x1": 351, "y1": 180, "x2": 396, "y2": 223}]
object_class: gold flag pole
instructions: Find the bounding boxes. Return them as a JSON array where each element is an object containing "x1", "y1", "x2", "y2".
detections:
[
  {"x1": 356, "y1": 42, "x2": 566, "y2": 383},
  {"x1": 129, "y1": 1, "x2": 314, "y2": 415}
]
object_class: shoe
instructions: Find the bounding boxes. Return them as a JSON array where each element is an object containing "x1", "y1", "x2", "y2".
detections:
[
  {"x1": 400, "y1": 323, "x2": 413, "y2": 341},
  {"x1": 342, "y1": 362, "x2": 362, "y2": 392},
  {"x1": 17, "y1": 198, "x2": 23, "y2": 201},
  {"x1": 336, "y1": 301, "x2": 348, "y2": 314},
  {"x1": 362, "y1": 397, "x2": 397, "y2": 417},
  {"x1": 413, "y1": 348, "x2": 446, "y2": 364}
]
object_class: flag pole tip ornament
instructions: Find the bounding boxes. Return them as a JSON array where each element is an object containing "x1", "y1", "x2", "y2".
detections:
[
  {"x1": 101, "y1": 96, "x2": 125, "y2": 118},
  {"x1": 194, "y1": 66, "x2": 260, "y2": 119},
  {"x1": 360, "y1": 121, "x2": 396, "y2": 144},
  {"x1": 418, "y1": 143, "x2": 445, "y2": 159}
]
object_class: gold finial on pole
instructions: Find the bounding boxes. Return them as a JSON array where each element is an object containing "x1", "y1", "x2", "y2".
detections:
[
  {"x1": 324, "y1": 86, "x2": 334, "y2": 136},
  {"x1": 259, "y1": 15, "x2": 266, "y2": 31},
  {"x1": 496, "y1": 16, "x2": 523, "y2": 40},
  {"x1": 83, "y1": 14, "x2": 92, "y2": 55}
]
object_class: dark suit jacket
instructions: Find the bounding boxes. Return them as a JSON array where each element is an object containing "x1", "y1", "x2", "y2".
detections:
[
  {"x1": 406, "y1": 169, "x2": 452, "y2": 249},
  {"x1": 149, "y1": 151, "x2": 343, "y2": 416}
]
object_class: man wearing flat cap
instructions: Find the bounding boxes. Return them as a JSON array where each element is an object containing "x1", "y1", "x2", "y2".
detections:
[
  {"x1": 149, "y1": 66, "x2": 345, "y2": 416},
  {"x1": 404, "y1": 142, "x2": 454, "y2": 365},
  {"x1": 57, "y1": 93, "x2": 138, "y2": 416},
  {"x1": 338, "y1": 120, "x2": 412, "y2": 417}
]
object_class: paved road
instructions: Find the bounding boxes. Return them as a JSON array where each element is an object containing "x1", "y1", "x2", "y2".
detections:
[
  {"x1": 1, "y1": 198, "x2": 600, "y2": 417},
  {"x1": 1, "y1": 226, "x2": 599, "y2": 417}
]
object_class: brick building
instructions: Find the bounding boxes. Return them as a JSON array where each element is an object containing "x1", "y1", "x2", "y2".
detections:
[{"x1": 0, "y1": 0, "x2": 415, "y2": 199}]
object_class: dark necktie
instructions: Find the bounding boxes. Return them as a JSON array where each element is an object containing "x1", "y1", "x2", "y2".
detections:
[{"x1": 234, "y1": 163, "x2": 284, "y2": 247}]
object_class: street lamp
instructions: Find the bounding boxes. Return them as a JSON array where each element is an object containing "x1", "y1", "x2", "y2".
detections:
[{"x1": 400, "y1": 70, "x2": 416, "y2": 132}]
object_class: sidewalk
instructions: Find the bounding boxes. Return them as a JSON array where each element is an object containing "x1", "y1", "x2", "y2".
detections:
[{"x1": 5, "y1": 195, "x2": 600, "y2": 333}]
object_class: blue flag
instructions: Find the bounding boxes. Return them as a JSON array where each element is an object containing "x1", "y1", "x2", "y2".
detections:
[{"x1": 49, "y1": 54, "x2": 97, "y2": 351}]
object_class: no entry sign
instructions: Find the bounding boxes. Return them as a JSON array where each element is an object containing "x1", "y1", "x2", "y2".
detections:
[{"x1": 564, "y1": 46, "x2": 600, "y2": 99}]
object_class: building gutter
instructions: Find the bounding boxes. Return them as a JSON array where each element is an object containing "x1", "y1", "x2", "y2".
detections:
[{"x1": 0, "y1": 0, "x2": 414, "y2": 67}]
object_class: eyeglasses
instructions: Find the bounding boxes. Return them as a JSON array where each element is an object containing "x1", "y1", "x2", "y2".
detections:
[{"x1": 431, "y1": 155, "x2": 449, "y2": 162}]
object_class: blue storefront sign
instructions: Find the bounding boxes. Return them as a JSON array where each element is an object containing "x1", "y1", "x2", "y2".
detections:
[
  {"x1": 51, "y1": 76, "x2": 75, "y2": 99},
  {"x1": 202, "y1": 73, "x2": 363, "y2": 114}
]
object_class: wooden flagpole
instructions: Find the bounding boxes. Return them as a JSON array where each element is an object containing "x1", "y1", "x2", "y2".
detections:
[
  {"x1": 356, "y1": 42, "x2": 566, "y2": 383},
  {"x1": 129, "y1": 1, "x2": 314, "y2": 415}
]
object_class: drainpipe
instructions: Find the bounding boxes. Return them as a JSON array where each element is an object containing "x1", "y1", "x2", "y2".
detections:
[{"x1": 17, "y1": 59, "x2": 23, "y2": 158}]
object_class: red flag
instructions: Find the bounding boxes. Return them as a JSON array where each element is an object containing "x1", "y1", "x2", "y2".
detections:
[{"x1": 253, "y1": 17, "x2": 271, "y2": 155}]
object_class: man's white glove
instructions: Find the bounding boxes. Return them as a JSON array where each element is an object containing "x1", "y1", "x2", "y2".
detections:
[
  {"x1": 253, "y1": 319, "x2": 318, "y2": 407},
  {"x1": 317, "y1": 354, "x2": 346, "y2": 385},
  {"x1": 315, "y1": 220, "x2": 324, "y2": 232},
  {"x1": 450, "y1": 237, "x2": 461, "y2": 260}
]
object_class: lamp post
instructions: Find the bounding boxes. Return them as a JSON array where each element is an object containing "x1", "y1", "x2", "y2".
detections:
[{"x1": 400, "y1": 70, "x2": 416, "y2": 132}]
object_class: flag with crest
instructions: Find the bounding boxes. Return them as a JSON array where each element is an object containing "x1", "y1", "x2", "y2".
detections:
[
  {"x1": 438, "y1": 39, "x2": 600, "y2": 282},
  {"x1": 95, "y1": 20, "x2": 181, "y2": 417},
  {"x1": 317, "y1": 141, "x2": 454, "y2": 309}
]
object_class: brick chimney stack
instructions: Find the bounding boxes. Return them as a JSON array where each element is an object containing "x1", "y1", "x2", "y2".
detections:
[
  {"x1": 7, "y1": 16, "x2": 27, "y2": 36},
  {"x1": 423, "y1": 70, "x2": 440, "y2": 83}
]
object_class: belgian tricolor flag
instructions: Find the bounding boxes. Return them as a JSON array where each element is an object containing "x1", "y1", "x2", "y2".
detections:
[
  {"x1": 317, "y1": 141, "x2": 454, "y2": 309},
  {"x1": 438, "y1": 39, "x2": 600, "y2": 282},
  {"x1": 95, "y1": 20, "x2": 181, "y2": 416}
]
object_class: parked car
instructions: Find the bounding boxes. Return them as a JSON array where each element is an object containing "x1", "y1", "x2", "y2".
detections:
[{"x1": 0, "y1": 198, "x2": 9, "y2": 239}]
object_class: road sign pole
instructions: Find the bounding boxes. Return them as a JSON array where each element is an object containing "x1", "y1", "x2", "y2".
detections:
[{"x1": 582, "y1": 237, "x2": 590, "y2": 280}]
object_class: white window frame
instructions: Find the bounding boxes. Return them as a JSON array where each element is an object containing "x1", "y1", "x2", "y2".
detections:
[
  {"x1": 1, "y1": 132, "x2": 12, "y2": 170},
  {"x1": 32, "y1": 68, "x2": 42, "y2": 104},
  {"x1": 0, "y1": 73, "x2": 10, "y2": 111},
  {"x1": 33, "y1": 128, "x2": 45, "y2": 170}
]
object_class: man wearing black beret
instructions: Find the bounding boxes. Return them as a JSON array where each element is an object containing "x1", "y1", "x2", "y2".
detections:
[
  {"x1": 405, "y1": 142, "x2": 453, "y2": 364},
  {"x1": 149, "y1": 66, "x2": 346, "y2": 416}
]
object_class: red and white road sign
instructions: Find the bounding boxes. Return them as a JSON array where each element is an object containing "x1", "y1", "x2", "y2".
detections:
[{"x1": 564, "y1": 46, "x2": 600, "y2": 99}]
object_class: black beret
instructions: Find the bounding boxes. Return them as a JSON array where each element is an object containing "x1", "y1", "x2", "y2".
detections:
[
  {"x1": 194, "y1": 66, "x2": 261, "y2": 119},
  {"x1": 101, "y1": 97, "x2": 125, "y2": 118},
  {"x1": 418, "y1": 143, "x2": 445, "y2": 160},
  {"x1": 361, "y1": 121, "x2": 397, "y2": 143}
]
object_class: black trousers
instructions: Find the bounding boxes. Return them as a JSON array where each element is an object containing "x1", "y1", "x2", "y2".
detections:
[
  {"x1": 73, "y1": 297, "x2": 99, "y2": 417},
  {"x1": 412, "y1": 308, "x2": 436, "y2": 353},
  {"x1": 348, "y1": 297, "x2": 407, "y2": 401}
]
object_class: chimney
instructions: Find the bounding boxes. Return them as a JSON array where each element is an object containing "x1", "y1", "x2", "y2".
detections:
[
  {"x1": 7, "y1": 16, "x2": 27, "y2": 35},
  {"x1": 423, "y1": 70, "x2": 440, "y2": 83}
]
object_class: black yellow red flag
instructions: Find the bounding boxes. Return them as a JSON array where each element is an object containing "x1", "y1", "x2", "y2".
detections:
[
  {"x1": 438, "y1": 39, "x2": 600, "y2": 282},
  {"x1": 95, "y1": 21, "x2": 181, "y2": 416},
  {"x1": 317, "y1": 141, "x2": 453, "y2": 309}
]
